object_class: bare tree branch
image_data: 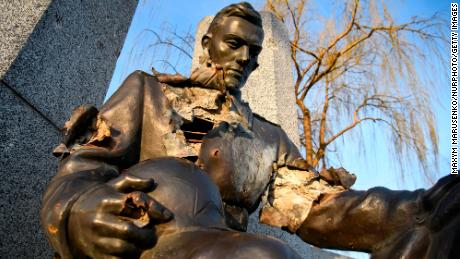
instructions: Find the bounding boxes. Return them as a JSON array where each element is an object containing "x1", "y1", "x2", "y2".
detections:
[{"x1": 265, "y1": 0, "x2": 446, "y2": 180}]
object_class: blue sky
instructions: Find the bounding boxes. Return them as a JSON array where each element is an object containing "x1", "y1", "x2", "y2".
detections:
[{"x1": 105, "y1": 1, "x2": 452, "y2": 256}]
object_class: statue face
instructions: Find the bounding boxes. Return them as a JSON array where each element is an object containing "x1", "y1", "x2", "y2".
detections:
[{"x1": 205, "y1": 16, "x2": 263, "y2": 90}]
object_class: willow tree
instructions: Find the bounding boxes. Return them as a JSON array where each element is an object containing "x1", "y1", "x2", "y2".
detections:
[{"x1": 265, "y1": 0, "x2": 446, "y2": 179}]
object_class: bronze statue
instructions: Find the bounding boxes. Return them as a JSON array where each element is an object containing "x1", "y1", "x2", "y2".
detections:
[{"x1": 41, "y1": 2, "x2": 459, "y2": 259}]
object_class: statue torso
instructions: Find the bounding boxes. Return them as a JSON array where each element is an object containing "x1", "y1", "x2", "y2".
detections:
[{"x1": 158, "y1": 83, "x2": 281, "y2": 211}]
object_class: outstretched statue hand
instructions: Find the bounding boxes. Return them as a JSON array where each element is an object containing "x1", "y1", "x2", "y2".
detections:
[{"x1": 68, "y1": 173, "x2": 172, "y2": 258}]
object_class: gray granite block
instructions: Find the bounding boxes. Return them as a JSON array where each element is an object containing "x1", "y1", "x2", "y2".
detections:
[
  {"x1": 0, "y1": 0, "x2": 52, "y2": 78},
  {"x1": 243, "y1": 12, "x2": 300, "y2": 148},
  {"x1": 2, "y1": 0, "x2": 138, "y2": 127},
  {"x1": 0, "y1": 82, "x2": 60, "y2": 258},
  {"x1": 0, "y1": 0, "x2": 138, "y2": 257}
]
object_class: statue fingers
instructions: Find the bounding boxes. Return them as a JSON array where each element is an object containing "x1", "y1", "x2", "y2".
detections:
[
  {"x1": 92, "y1": 214, "x2": 156, "y2": 247},
  {"x1": 319, "y1": 167, "x2": 356, "y2": 189},
  {"x1": 98, "y1": 189, "x2": 172, "y2": 225},
  {"x1": 108, "y1": 173, "x2": 156, "y2": 193},
  {"x1": 99, "y1": 195, "x2": 127, "y2": 215},
  {"x1": 146, "y1": 196, "x2": 173, "y2": 223},
  {"x1": 100, "y1": 190, "x2": 173, "y2": 222},
  {"x1": 127, "y1": 191, "x2": 173, "y2": 224},
  {"x1": 93, "y1": 236, "x2": 141, "y2": 258}
]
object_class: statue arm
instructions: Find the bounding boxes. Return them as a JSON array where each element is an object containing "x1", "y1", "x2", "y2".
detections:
[
  {"x1": 263, "y1": 126, "x2": 434, "y2": 253},
  {"x1": 297, "y1": 174, "x2": 460, "y2": 257},
  {"x1": 41, "y1": 71, "x2": 173, "y2": 257},
  {"x1": 41, "y1": 164, "x2": 118, "y2": 258},
  {"x1": 263, "y1": 128, "x2": 460, "y2": 257},
  {"x1": 296, "y1": 187, "x2": 423, "y2": 253},
  {"x1": 41, "y1": 106, "x2": 122, "y2": 257}
]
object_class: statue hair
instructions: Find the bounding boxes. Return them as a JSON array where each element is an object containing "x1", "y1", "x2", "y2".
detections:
[{"x1": 207, "y1": 2, "x2": 262, "y2": 35}]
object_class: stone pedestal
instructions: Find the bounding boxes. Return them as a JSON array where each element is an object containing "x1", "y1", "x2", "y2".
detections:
[{"x1": 0, "y1": 0, "x2": 138, "y2": 257}]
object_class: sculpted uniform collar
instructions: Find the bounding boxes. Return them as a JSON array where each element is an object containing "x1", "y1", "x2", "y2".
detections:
[
  {"x1": 154, "y1": 63, "x2": 254, "y2": 129},
  {"x1": 157, "y1": 70, "x2": 254, "y2": 131}
]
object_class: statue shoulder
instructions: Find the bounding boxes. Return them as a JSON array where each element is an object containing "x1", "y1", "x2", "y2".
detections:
[
  {"x1": 124, "y1": 70, "x2": 157, "y2": 85},
  {"x1": 151, "y1": 68, "x2": 191, "y2": 87},
  {"x1": 124, "y1": 69, "x2": 190, "y2": 84},
  {"x1": 109, "y1": 70, "x2": 158, "y2": 94}
]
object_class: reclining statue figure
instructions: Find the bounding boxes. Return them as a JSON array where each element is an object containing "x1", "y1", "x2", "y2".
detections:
[{"x1": 42, "y1": 2, "x2": 460, "y2": 258}]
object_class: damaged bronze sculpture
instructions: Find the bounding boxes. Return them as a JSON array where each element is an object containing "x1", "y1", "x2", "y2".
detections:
[{"x1": 42, "y1": 2, "x2": 459, "y2": 259}]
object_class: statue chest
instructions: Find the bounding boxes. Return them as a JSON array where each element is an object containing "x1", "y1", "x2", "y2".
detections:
[{"x1": 158, "y1": 85, "x2": 279, "y2": 210}]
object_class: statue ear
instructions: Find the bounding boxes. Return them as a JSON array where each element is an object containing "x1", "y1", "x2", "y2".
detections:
[
  {"x1": 200, "y1": 34, "x2": 212, "y2": 65},
  {"x1": 201, "y1": 34, "x2": 211, "y2": 51}
]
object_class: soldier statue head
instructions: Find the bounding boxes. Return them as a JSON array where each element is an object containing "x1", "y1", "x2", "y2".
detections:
[{"x1": 198, "y1": 2, "x2": 264, "y2": 91}]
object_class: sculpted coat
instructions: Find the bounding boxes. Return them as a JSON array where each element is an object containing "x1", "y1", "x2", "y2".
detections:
[{"x1": 42, "y1": 70, "x2": 304, "y2": 258}]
